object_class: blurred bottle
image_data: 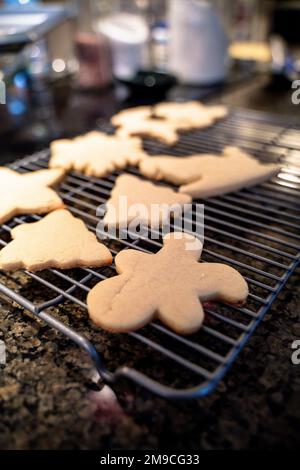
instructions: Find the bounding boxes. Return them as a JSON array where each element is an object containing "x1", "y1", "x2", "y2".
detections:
[
  {"x1": 93, "y1": 0, "x2": 150, "y2": 80},
  {"x1": 74, "y1": 0, "x2": 113, "y2": 90},
  {"x1": 168, "y1": 0, "x2": 228, "y2": 85},
  {"x1": 75, "y1": 32, "x2": 113, "y2": 90},
  {"x1": 151, "y1": 19, "x2": 169, "y2": 71}
]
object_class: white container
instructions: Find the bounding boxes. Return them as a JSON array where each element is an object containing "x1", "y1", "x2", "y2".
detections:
[
  {"x1": 168, "y1": 0, "x2": 228, "y2": 85},
  {"x1": 97, "y1": 12, "x2": 149, "y2": 80}
]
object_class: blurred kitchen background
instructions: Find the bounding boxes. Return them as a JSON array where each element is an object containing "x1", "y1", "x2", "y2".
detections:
[{"x1": 0, "y1": 0, "x2": 299, "y2": 162}]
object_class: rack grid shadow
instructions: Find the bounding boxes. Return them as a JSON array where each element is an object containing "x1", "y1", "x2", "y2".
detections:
[{"x1": 0, "y1": 107, "x2": 300, "y2": 399}]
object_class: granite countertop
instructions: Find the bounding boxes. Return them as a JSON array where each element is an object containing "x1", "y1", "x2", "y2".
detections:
[{"x1": 0, "y1": 74, "x2": 300, "y2": 450}]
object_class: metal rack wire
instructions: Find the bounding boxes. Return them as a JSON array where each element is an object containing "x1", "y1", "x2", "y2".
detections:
[{"x1": 0, "y1": 107, "x2": 300, "y2": 399}]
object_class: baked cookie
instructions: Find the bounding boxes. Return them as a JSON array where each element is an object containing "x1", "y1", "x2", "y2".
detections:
[
  {"x1": 49, "y1": 131, "x2": 146, "y2": 177},
  {"x1": 111, "y1": 106, "x2": 153, "y2": 127},
  {"x1": 0, "y1": 209, "x2": 112, "y2": 271},
  {"x1": 154, "y1": 101, "x2": 228, "y2": 129},
  {"x1": 87, "y1": 232, "x2": 248, "y2": 334},
  {"x1": 112, "y1": 107, "x2": 178, "y2": 145},
  {"x1": 140, "y1": 146, "x2": 281, "y2": 199},
  {"x1": 116, "y1": 118, "x2": 179, "y2": 145},
  {"x1": 111, "y1": 101, "x2": 227, "y2": 144},
  {"x1": 0, "y1": 168, "x2": 64, "y2": 225},
  {"x1": 103, "y1": 174, "x2": 191, "y2": 229}
]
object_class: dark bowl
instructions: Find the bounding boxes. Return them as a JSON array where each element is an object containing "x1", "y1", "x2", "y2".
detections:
[{"x1": 117, "y1": 70, "x2": 177, "y2": 97}]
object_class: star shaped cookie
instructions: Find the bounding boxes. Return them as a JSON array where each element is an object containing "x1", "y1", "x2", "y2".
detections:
[
  {"x1": 87, "y1": 232, "x2": 248, "y2": 334},
  {"x1": 140, "y1": 146, "x2": 281, "y2": 198},
  {"x1": 0, "y1": 168, "x2": 64, "y2": 225},
  {"x1": 103, "y1": 174, "x2": 191, "y2": 229},
  {"x1": 0, "y1": 209, "x2": 112, "y2": 271},
  {"x1": 49, "y1": 131, "x2": 146, "y2": 177}
]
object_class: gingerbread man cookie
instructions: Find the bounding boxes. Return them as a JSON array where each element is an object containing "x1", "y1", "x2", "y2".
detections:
[
  {"x1": 87, "y1": 232, "x2": 248, "y2": 334},
  {"x1": 0, "y1": 168, "x2": 64, "y2": 225},
  {"x1": 140, "y1": 146, "x2": 280, "y2": 199},
  {"x1": 103, "y1": 174, "x2": 191, "y2": 229},
  {"x1": 49, "y1": 131, "x2": 146, "y2": 177},
  {"x1": 0, "y1": 209, "x2": 112, "y2": 271}
]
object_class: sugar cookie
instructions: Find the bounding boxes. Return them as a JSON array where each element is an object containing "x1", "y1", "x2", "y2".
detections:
[
  {"x1": 116, "y1": 119, "x2": 179, "y2": 145},
  {"x1": 154, "y1": 101, "x2": 228, "y2": 128},
  {"x1": 111, "y1": 101, "x2": 227, "y2": 144},
  {"x1": 87, "y1": 232, "x2": 248, "y2": 334},
  {"x1": 103, "y1": 174, "x2": 191, "y2": 229},
  {"x1": 0, "y1": 168, "x2": 64, "y2": 225},
  {"x1": 112, "y1": 107, "x2": 178, "y2": 144},
  {"x1": 140, "y1": 146, "x2": 280, "y2": 198},
  {"x1": 49, "y1": 131, "x2": 146, "y2": 177},
  {"x1": 0, "y1": 209, "x2": 112, "y2": 271}
]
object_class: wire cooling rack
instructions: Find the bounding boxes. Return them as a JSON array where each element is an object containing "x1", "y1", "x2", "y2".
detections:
[{"x1": 0, "y1": 107, "x2": 300, "y2": 399}]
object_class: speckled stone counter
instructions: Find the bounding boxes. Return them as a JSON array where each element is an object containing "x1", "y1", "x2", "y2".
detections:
[
  {"x1": 0, "y1": 266, "x2": 299, "y2": 450},
  {"x1": 1, "y1": 76, "x2": 300, "y2": 450}
]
